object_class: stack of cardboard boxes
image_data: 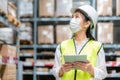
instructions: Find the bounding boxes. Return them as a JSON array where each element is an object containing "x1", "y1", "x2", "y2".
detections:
[
  {"x1": 115, "y1": 51, "x2": 120, "y2": 64},
  {"x1": 8, "y1": 2, "x2": 17, "y2": 18},
  {"x1": 39, "y1": 0, "x2": 54, "y2": 17},
  {"x1": 97, "y1": 22, "x2": 113, "y2": 43},
  {"x1": 0, "y1": 0, "x2": 20, "y2": 27},
  {"x1": 0, "y1": 28, "x2": 14, "y2": 44},
  {"x1": 0, "y1": 0, "x2": 8, "y2": 15},
  {"x1": 0, "y1": 45, "x2": 16, "y2": 58},
  {"x1": 56, "y1": 0, "x2": 72, "y2": 17},
  {"x1": 36, "y1": 58, "x2": 54, "y2": 73},
  {"x1": 19, "y1": 22, "x2": 32, "y2": 42},
  {"x1": 0, "y1": 65, "x2": 16, "y2": 80},
  {"x1": 0, "y1": 44, "x2": 16, "y2": 80},
  {"x1": 20, "y1": 49, "x2": 34, "y2": 56},
  {"x1": 38, "y1": 25, "x2": 72, "y2": 44},
  {"x1": 116, "y1": 0, "x2": 120, "y2": 16},
  {"x1": 97, "y1": 0, "x2": 112, "y2": 16},
  {"x1": 38, "y1": 25, "x2": 54, "y2": 44},
  {"x1": 56, "y1": 25, "x2": 72, "y2": 44},
  {"x1": 39, "y1": 0, "x2": 72, "y2": 17},
  {"x1": 19, "y1": 0, "x2": 33, "y2": 17}
]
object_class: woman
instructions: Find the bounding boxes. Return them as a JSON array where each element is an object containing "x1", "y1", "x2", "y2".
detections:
[{"x1": 52, "y1": 5, "x2": 107, "y2": 80}]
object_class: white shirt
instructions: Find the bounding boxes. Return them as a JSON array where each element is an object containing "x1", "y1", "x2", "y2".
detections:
[{"x1": 51, "y1": 39, "x2": 107, "y2": 80}]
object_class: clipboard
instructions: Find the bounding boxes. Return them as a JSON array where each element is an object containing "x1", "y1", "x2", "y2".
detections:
[{"x1": 64, "y1": 55, "x2": 87, "y2": 63}]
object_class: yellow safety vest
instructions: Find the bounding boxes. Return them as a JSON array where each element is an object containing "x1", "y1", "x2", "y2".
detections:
[{"x1": 60, "y1": 39, "x2": 103, "y2": 80}]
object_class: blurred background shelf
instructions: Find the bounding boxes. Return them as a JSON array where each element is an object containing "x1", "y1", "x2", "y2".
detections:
[
  {"x1": 1, "y1": 0, "x2": 120, "y2": 80},
  {"x1": 0, "y1": 16, "x2": 18, "y2": 31},
  {"x1": 98, "y1": 16, "x2": 120, "y2": 21}
]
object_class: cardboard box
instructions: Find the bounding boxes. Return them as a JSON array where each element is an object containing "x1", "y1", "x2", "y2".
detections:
[
  {"x1": 41, "y1": 51, "x2": 54, "y2": 55},
  {"x1": 116, "y1": 58, "x2": 120, "y2": 62},
  {"x1": 19, "y1": 0, "x2": 33, "y2": 17},
  {"x1": 97, "y1": 0, "x2": 112, "y2": 16},
  {"x1": 0, "y1": 23, "x2": 5, "y2": 27},
  {"x1": 19, "y1": 23, "x2": 32, "y2": 40},
  {"x1": 97, "y1": 22, "x2": 113, "y2": 43},
  {"x1": 20, "y1": 49, "x2": 34, "y2": 55},
  {"x1": 115, "y1": 50, "x2": 120, "y2": 54},
  {"x1": 0, "y1": 64, "x2": 16, "y2": 80},
  {"x1": 36, "y1": 67, "x2": 49, "y2": 72},
  {"x1": 116, "y1": 0, "x2": 120, "y2": 16},
  {"x1": 0, "y1": 28, "x2": 14, "y2": 44},
  {"x1": 8, "y1": 2, "x2": 17, "y2": 18},
  {"x1": 0, "y1": 0, "x2": 8, "y2": 14},
  {"x1": 56, "y1": 0, "x2": 72, "y2": 17},
  {"x1": 0, "y1": 45, "x2": 16, "y2": 57},
  {"x1": 56, "y1": 25, "x2": 72, "y2": 44},
  {"x1": 26, "y1": 58, "x2": 34, "y2": 62},
  {"x1": 73, "y1": 0, "x2": 90, "y2": 8},
  {"x1": 38, "y1": 25, "x2": 54, "y2": 44},
  {"x1": 39, "y1": 0, "x2": 54, "y2": 17}
]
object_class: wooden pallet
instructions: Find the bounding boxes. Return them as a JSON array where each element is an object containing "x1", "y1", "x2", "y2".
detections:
[
  {"x1": 20, "y1": 14, "x2": 33, "y2": 18},
  {"x1": 0, "y1": 9, "x2": 7, "y2": 17},
  {"x1": 7, "y1": 14, "x2": 21, "y2": 27},
  {"x1": 39, "y1": 15, "x2": 54, "y2": 18},
  {"x1": 0, "y1": 23, "x2": 5, "y2": 27},
  {"x1": 20, "y1": 40, "x2": 33, "y2": 45},
  {"x1": 56, "y1": 15, "x2": 71, "y2": 18}
]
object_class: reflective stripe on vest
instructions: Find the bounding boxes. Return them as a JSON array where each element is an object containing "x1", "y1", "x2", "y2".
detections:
[{"x1": 60, "y1": 39, "x2": 103, "y2": 80}]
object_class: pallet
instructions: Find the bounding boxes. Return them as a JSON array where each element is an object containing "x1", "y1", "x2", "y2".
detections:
[
  {"x1": 98, "y1": 15, "x2": 113, "y2": 17},
  {"x1": 0, "y1": 9, "x2": 7, "y2": 17},
  {"x1": 0, "y1": 23, "x2": 5, "y2": 27},
  {"x1": 20, "y1": 40, "x2": 33, "y2": 45},
  {"x1": 7, "y1": 14, "x2": 21, "y2": 27},
  {"x1": 39, "y1": 15, "x2": 54, "y2": 18},
  {"x1": 20, "y1": 14, "x2": 33, "y2": 18},
  {"x1": 56, "y1": 15, "x2": 71, "y2": 18}
]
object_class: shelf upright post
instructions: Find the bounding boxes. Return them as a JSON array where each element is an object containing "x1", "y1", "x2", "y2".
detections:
[
  {"x1": 33, "y1": 0, "x2": 38, "y2": 80},
  {"x1": 16, "y1": 0, "x2": 21, "y2": 80},
  {"x1": 91, "y1": 0, "x2": 97, "y2": 39}
]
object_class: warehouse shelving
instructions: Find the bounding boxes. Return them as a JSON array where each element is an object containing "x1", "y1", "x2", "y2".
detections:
[
  {"x1": 36, "y1": 72, "x2": 53, "y2": 75},
  {"x1": 0, "y1": 2, "x2": 20, "y2": 80},
  {"x1": 104, "y1": 44, "x2": 120, "y2": 49},
  {"x1": 20, "y1": 18, "x2": 34, "y2": 22},
  {"x1": 105, "y1": 53, "x2": 120, "y2": 57},
  {"x1": 0, "y1": 16, "x2": 19, "y2": 31},
  {"x1": 20, "y1": 45, "x2": 34, "y2": 48},
  {"x1": 96, "y1": 0, "x2": 120, "y2": 79},
  {"x1": 20, "y1": 18, "x2": 71, "y2": 22},
  {"x1": 16, "y1": 0, "x2": 120, "y2": 80},
  {"x1": 19, "y1": 54, "x2": 33, "y2": 57},
  {"x1": 37, "y1": 44, "x2": 57, "y2": 49},
  {"x1": 23, "y1": 72, "x2": 33, "y2": 75},
  {"x1": 0, "y1": 9, "x2": 20, "y2": 60},
  {"x1": 98, "y1": 16, "x2": 120, "y2": 21}
]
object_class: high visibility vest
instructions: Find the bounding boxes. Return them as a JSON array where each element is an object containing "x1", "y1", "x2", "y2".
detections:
[{"x1": 60, "y1": 39, "x2": 103, "y2": 80}]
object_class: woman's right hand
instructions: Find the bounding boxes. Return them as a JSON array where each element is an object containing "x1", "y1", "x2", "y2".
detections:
[{"x1": 59, "y1": 63, "x2": 73, "y2": 77}]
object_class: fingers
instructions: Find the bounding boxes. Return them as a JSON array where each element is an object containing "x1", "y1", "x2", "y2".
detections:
[
  {"x1": 61, "y1": 63, "x2": 73, "y2": 72},
  {"x1": 73, "y1": 61, "x2": 91, "y2": 71}
]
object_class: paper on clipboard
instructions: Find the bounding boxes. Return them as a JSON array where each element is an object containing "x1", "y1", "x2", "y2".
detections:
[{"x1": 64, "y1": 55, "x2": 87, "y2": 63}]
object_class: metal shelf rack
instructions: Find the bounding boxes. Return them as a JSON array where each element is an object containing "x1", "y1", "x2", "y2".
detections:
[
  {"x1": 0, "y1": 9, "x2": 20, "y2": 80},
  {"x1": 16, "y1": 0, "x2": 120, "y2": 80},
  {"x1": 0, "y1": 16, "x2": 19, "y2": 31}
]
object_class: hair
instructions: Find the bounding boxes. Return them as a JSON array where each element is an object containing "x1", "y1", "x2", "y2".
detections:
[{"x1": 72, "y1": 9, "x2": 95, "y2": 40}]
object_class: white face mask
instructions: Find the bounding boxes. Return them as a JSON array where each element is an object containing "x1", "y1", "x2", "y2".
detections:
[{"x1": 69, "y1": 18, "x2": 81, "y2": 33}]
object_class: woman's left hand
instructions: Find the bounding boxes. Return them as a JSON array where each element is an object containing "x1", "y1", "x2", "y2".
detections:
[{"x1": 73, "y1": 61, "x2": 94, "y2": 76}]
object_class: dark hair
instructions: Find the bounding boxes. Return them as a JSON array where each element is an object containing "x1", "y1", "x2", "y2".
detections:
[
  {"x1": 84, "y1": 14, "x2": 95, "y2": 40},
  {"x1": 74, "y1": 9, "x2": 95, "y2": 40}
]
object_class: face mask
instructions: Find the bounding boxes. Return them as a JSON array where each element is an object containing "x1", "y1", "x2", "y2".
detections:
[{"x1": 69, "y1": 18, "x2": 81, "y2": 33}]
